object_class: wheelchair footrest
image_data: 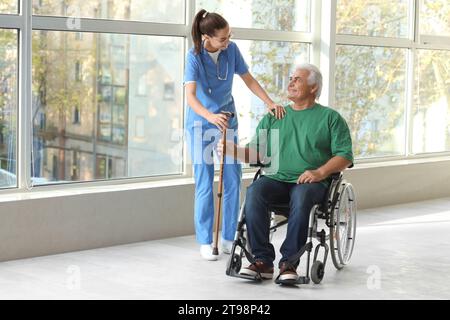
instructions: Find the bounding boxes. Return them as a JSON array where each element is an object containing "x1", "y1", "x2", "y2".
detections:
[
  {"x1": 275, "y1": 278, "x2": 296, "y2": 286},
  {"x1": 275, "y1": 275, "x2": 310, "y2": 286},
  {"x1": 296, "y1": 276, "x2": 310, "y2": 285},
  {"x1": 226, "y1": 269, "x2": 262, "y2": 282}
]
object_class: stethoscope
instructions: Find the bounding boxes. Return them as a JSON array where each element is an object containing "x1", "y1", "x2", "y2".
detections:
[{"x1": 199, "y1": 44, "x2": 229, "y2": 95}]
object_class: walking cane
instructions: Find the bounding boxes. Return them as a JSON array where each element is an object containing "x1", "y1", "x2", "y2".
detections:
[{"x1": 212, "y1": 111, "x2": 235, "y2": 256}]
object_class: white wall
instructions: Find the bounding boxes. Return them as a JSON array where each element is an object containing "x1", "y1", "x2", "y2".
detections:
[{"x1": 1, "y1": 159, "x2": 450, "y2": 262}]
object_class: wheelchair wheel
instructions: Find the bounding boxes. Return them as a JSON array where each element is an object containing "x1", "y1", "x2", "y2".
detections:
[
  {"x1": 311, "y1": 260, "x2": 325, "y2": 284},
  {"x1": 330, "y1": 182, "x2": 356, "y2": 269},
  {"x1": 229, "y1": 253, "x2": 242, "y2": 273}
]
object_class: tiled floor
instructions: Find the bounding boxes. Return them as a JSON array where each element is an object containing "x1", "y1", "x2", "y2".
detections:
[{"x1": 0, "y1": 197, "x2": 449, "y2": 300}]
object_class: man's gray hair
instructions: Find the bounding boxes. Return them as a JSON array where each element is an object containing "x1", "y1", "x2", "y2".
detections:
[{"x1": 295, "y1": 63, "x2": 322, "y2": 98}]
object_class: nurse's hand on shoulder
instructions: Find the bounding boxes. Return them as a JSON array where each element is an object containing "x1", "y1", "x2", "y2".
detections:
[
  {"x1": 267, "y1": 103, "x2": 286, "y2": 119},
  {"x1": 207, "y1": 112, "x2": 229, "y2": 132}
]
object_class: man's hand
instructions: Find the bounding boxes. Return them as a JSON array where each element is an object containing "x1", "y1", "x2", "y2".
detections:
[
  {"x1": 217, "y1": 138, "x2": 235, "y2": 158},
  {"x1": 267, "y1": 103, "x2": 286, "y2": 119},
  {"x1": 297, "y1": 169, "x2": 326, "y2": 184}
]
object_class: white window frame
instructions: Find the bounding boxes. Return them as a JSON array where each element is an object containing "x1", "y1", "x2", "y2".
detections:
[
  {"x1": 330, "y1": 0, "x2": 450, "y2": 164},
  {"x1": 2, "y1": 0, "x2": 318, "y2": 192},
  {"x1": 4, "y1": 0, "x2": 447, "y2": 192},
  {"x1": 0, "y1": 5, "x2": 27, "y2": 190}
]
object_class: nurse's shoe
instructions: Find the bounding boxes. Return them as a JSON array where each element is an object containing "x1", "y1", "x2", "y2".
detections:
[
  {"x1": 221, "y1": 239, "x2": 233, "y2": 254},
  {"x1": 200, "y1": 244, "x2": 218, "y2": 261}
]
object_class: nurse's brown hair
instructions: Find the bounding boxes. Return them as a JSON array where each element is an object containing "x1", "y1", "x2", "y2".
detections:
[{"x1": 192, "y1": 9, "x2": 228, "y2": 55}]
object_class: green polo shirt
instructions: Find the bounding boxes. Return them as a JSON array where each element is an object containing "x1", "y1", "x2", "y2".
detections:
[{"x1": 247, "y1": 103, "x2": 353, "y2": 185}]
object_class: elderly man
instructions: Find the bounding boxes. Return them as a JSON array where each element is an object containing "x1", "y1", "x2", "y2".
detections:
[{"x1": 219, "y1": 63, "x2": 353, "y2": 282}]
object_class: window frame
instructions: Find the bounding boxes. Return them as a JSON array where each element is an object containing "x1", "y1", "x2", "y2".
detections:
[
  {"x1": 332, "y1": 0, "x2": 450, "y2": 163},
  {"x1": 4, "y1": 0, "x2": 448, "y2": 192},
  {"x1": 1, "y1": 0, "x2": 317, "y2": 190},
  {"x1": 0, "y1": 10, "x2": 22, "y2": 189},
  {"x1": 30, "y1": 6, "x2": 188, "y2": 186}
]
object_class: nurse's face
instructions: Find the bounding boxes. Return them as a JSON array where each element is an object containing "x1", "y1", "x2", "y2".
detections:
[{"x1": 207, "y1": 26, "x2": 232, "y2": 50}]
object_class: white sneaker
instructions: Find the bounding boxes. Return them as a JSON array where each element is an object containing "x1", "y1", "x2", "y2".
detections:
[
  {"x1": 221, "y1": 239, "x2": 233, "y2": 254},
  {"x1": 200, "y1": 244, "x2": 218, "y2": 261}
]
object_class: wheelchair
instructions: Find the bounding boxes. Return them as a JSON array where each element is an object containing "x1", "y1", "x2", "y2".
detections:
[{"x1": 226, "y1": 166, "x2": 356, "y2": 285}]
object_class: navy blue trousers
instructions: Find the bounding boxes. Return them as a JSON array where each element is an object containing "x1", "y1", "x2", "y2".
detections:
[{"x1": 244, "y1": 176, "x2": 327, "y2": 268}]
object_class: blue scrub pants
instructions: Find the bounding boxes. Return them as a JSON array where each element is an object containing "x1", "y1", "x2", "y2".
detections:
[{"x1": 187, "y1": 122, "x2": 242, "y2": 245}]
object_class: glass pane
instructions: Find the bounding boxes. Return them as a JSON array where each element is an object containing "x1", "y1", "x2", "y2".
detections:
[
  {"x1": 32, "y1": 0, "x2": 184, "y2": 24},
  {"x1": 32, "y1": 31, "x2": 184, "y2": 184},
  {"x1": 233, "y1": 40, "x2": 309, "y2": 144},
  {"x1": 420, "y1": 0, "x2": 450, "y2": 36},
  {"x1": 196, "y1": 0, "x2": 310, "y2": 32},
  {"x1": 413, "y1": 50, "x2": 450, "y2": 153},
  {"x1": 336, "y1": 0, "x2": 409, "y2": 38},
  {"x1": 0, "y1": 29, "x2": 17, "y2": 189},
  {"x1": 0, "y1": 0, "x2": 18, "y2": 14},
  {"x1": 335, "y1": 45, "x2": 407, "y2": 159}
]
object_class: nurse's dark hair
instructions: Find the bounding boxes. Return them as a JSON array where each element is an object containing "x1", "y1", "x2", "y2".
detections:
[{"x1": 192, "y1": 9, "x2": 228, "y2": 54}]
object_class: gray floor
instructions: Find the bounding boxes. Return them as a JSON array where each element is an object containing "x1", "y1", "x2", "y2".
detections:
[{"x1": 1, "y1": 197, "x2": 450, "y2": 300}]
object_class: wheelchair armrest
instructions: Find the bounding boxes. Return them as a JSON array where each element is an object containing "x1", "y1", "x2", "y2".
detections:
[
  {"x1": 329, "y1": 172, "x2": 342, "y2": 180},
  {"x1": 250, "y1": 161, "x2": 271, "y2": 181},
  {"x1": 249, "y1": 161, "x2": 270, "y2": 168}
]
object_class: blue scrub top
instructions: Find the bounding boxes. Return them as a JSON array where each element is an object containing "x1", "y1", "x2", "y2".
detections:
[{"x1": 184, "y1": 41, "x2": 249, "y2": 129}]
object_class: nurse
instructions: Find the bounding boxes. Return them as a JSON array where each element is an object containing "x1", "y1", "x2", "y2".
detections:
[{"x1": 185, "y1": 9, "x2": 285, "y2": 261}]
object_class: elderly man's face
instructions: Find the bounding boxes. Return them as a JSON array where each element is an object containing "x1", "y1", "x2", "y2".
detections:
[{"x1": 287, "y1": 69, "x2": 316, "y2": 101}]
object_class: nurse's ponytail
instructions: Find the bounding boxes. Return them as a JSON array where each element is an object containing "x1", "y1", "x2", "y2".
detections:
[{"x1": 192, "y1": 9, "x2": 228, "y2": 55}]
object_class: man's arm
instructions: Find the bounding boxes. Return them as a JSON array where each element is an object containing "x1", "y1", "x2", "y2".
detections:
[
  {"x1": 297, "y1": 156, "x2": 352, "y2": 184},
  {"x1": 217, "y1": 139, "x2": 261, "y2": 164}
]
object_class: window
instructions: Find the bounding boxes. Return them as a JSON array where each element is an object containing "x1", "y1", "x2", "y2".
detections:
[
  {"x1": 5, "y1": 0, "x2": 445, "y2": 191},
  {"x1": 0, "y1": 29, "x2": 17, "y2": 189},
  {"x1": 73, "y1": 106, "x2": 80, "y2": 124},
  {"x1": 32, "y1": 0, "x2": 185, "y2": 24},
  {"x1": 420, "y1": 0, "x2": 450, "y2": 37},
  {"x1": 273, "y1": 63, "x2": 292, "y2": 91},
  {"x1": 32, "y1": 31, "x2": 184, "y2": 184},
  {"x1": 71, "y1": 150, "x2": 80, "y2": 180},
  {"x1": 39, "y1": 112, "x2": 46, "y2": 130},
  {"x1": 196, "y1": 0, "x2": 310, "y2": 32},
  {"x1": 163, "y1": 82, "x2": 175, "y2": 101},
  {"x1": 0, "y1": 0, "x2": 18, "y2": 14},
  {"x1": 233, "y1": 40, "x2": 309, "y2": 144},
  {"x1": 134, "y1": 116, "x2": 145, "y2": 139},
  {"x1": 336, "y1": 0, "x2": 410, "y2": 38},
  {"x1": 335, "y1": 45, "x2": 407, "y2": 158},
  {"x1": 413, "y1": 49, "x2": 450, "y2": 153},
  {"x1": 137, "y1": 73, "x2": 148, "y2": 96},
  {"x1": 75, "y1": 61, "x2": 81, "y2": 82},
  {"x1": 335, "y1": 0, "x2": 450, "y2": 160}
]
